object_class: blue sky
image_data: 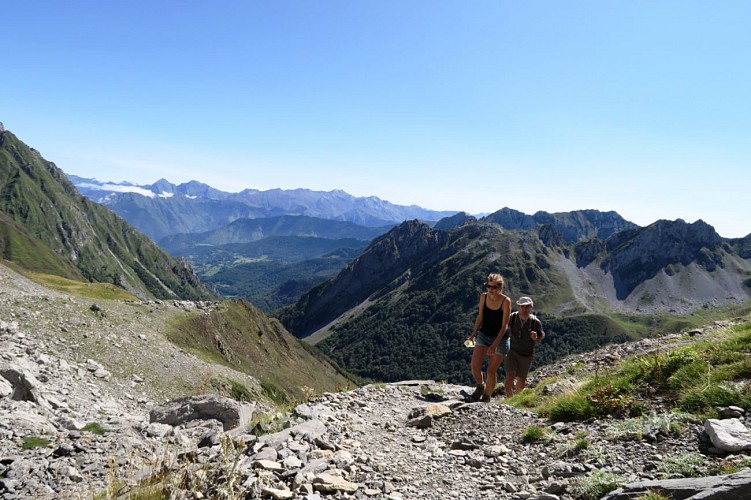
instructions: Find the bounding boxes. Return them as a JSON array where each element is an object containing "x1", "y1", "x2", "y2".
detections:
[{"x1": 2, "y1": 1, "x2": 749, "y2": 237}]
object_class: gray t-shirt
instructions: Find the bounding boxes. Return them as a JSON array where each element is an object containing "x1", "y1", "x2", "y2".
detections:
[{"x1": 508, "y1": 311, "x2": 544, "y2": 356}]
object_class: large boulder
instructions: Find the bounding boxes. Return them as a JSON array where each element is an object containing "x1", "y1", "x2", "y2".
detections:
[
  {"x1": 149, "y1": 394, "x2": 254, "y2": 433},
  {"x1": 704, "y1": 418, "x2": 751, "y2": 452}
]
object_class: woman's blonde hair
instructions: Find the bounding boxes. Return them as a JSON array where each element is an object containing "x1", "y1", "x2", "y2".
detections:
[{"x1": 486, "y1": 273, "x2": 504, "y2": 286}]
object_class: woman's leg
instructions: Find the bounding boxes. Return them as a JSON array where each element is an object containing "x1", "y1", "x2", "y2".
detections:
[
  {"x1": 471, "y1": 346, "x2": 488, "y2": 386},
  {"x1": 485, "y1": 354, "x2": 504, "y2": 397}
]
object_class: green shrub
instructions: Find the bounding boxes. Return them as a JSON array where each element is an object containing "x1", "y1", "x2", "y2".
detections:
[
  {"x1": 678, "y1": 384, "x2": 740, "y2": 413},
  {"x1": 521, "y1": 425, "x2": 547, "y2": 443},
  {"x1": 230, "y1": 380, "x2": 254, "y2": 402},
  {"x1": 656, "y1": 453, "x2": 704, "y2": 478},
  {"x1": 711, "y1": 359, "x2": 751, "y2": 381},
  {"x1": 510, "y1": 387, "x2": 541, "y2": 408},
  {"x1": 668, "y1": 361, "x2": 709, "y2": 391},
  {"x1": 82, "y1": 422, "x2": 107, "y2": 435},
  {"x1": 548, "y1": 394, "x2": 595, "y2": 422},
  {"x1": 260, "y1": 380, "x2": 289, "y2": 405},
  {"x1": 569, "y1": 470, "x2": 625, "y2": 500},
  {"x1": 21, "y1": 436, "x2": 50, "y2": 451},
  {"x1": 587, "y1": 385, "x2": 644, "y2": 417},
  {"x1": 574, "y1": 436, "x2": 590, "y2": 452}
]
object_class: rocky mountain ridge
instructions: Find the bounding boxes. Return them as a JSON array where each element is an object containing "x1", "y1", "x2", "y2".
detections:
[
  {"x1": 284, "y1": 218, "x2": 751, "y2": 336},
  {"x1": 2, "y1": 255, "x2": 750, "y2": 498},
  {"x1": 277, "y1": 217, "x2": 751, "y2": 384}
]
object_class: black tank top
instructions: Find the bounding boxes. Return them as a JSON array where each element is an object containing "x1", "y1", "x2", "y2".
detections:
[{"x1": 480, "y1": 300, "x2": 505, "y2": 339}]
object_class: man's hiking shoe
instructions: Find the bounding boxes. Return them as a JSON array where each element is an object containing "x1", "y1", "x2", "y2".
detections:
[
  {"x1": 480, "y1": 394, "x2": 491, "y2": 403},
  {"x1": 469, "y1": 384, "x2": 484, "y2": 402}
]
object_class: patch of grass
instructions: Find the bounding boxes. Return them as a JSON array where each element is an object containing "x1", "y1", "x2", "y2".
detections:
[
  {"x1": 607, "y1": 417, "x2": 645, "y2": 441},
  {"x1": 573, "y1": 436, "x2": 590, "y2": 452},
  {"x1": 555, "y1": 432, "x2": 591, "y2": 458},
  {"x1": 656, "y1": 453, "x2": 704, "y2": 478},
  {"x1": 546, "y1": 393, "x2": 596, "y2": 422},
  {"x1": 636, "y1": 492, "x2": 670, "y2": 500},
  {"x1": 162, "y1": 299, "x2": 355, "y2": 409},
  {"x1": 569, "y1": 470, "x2": 625, "y2": 500},
  {"x1": 509, "y1": 385, "x2": 541, "y2": 408},
  {"x1": 521, "y1": 425, "x2": 548, "y2": 443},
  {"x1": 109, "y1": 434, "x2": 250, "y2": 498},
  {"x1": 27, "y1": 271, "x2": 139, "y2": 300},
  {"x1": 514, "y1": 318, "x2": 751, "y2": 424},
  {"x1": 82, "y1": 422, "x2": 107, "y2": 435},
  {"x1": 607, "y1": 412, "x2": 691, "y2": 442},
  {"x1": 230, "y1": 379, "x2": 254, "y2": 402},
  {"x1": 260, "y1": 380, "x2": 289, "y2": 405},
  {"x1": 678, "y1": 384, "x2": 744, "y2": 414},
  {"x1": 21, "y1": 436, "x2": 50, "y2": 451},
  {"x1": 709, "y1": 456, "x2": 751, "y2": 475}
]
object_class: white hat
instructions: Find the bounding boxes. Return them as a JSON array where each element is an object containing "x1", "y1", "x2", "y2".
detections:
[{"x1": 516, "y1": 296, "x2": 533, "y2": 306}]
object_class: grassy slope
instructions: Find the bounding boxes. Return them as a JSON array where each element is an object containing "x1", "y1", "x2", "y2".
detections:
[{"x1": 165, "y1": 299, "x2": 354, "y2": 404}]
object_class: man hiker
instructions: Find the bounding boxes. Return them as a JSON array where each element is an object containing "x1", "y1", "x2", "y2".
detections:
[{"x1": 504, "y1": 296, "x2": 545, "y2": 397}]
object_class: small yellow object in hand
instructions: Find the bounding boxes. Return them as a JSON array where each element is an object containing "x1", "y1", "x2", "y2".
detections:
[{"x1": 464, "y1": 339, "x2": 475, "y2": 348}]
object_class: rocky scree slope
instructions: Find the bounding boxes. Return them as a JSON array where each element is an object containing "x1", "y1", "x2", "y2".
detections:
[{"x1": 2, "y1": 256, "x2": 750, "y2": 499}]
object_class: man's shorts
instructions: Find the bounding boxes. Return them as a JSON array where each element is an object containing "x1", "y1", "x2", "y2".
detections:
[
  {"x1": 475, "y1": 332, "x2": 510, "y2": 356},
  {"x1": 504, "y1": 350, "x2": 534, "y2": 378}
]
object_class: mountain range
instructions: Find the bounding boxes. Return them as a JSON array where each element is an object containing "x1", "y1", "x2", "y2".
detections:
[
  {"x1": 69, "y1": 174, "x2": 458, "y2": 241},
  {"x1": 5, "y1": 124, "x2": 751, "y2": 387},
  {"x1": 278, "y1": 216, "x2": 751, "y2": 383}
]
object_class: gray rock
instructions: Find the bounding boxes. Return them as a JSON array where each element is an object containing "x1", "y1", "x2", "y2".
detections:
[
  {"x1": 601, "y1": 469, "x2": 751, "y2": 500},
  {"x1": 704, "y1": 418, "x2": 751, "y2": 452},
  {"x1": 0, "y1": 365, "x2": 47, "y2": 406},
  {"x1": 149, "y1": 394, "x2": 253, "y2": 432}
]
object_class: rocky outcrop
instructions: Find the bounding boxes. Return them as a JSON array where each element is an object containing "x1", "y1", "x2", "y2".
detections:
[
  {"x1": 533, "y1": 209, "x2": 638, "y2": 243},
  {"x1": 484, "y1": 207, "x2": 538, "y2": 231},
  {"x1": 601, "y1": 469, "x2": 751, "y2": 500},
  {"x1": 280, "y1": 220, "x2": 450, "y2": 337},
  {"x1": 433, "y1": 212, "x2": 477, "y2": 231},
  {"x1": 704, "y1": 418, "x2": 751, "y2": 452},
  {"x1": 149, "y1": 394, "x2": 254, "y2": 433},
  {"x1": 602, "y1": 219, "x2": 725, "y2": 298}
]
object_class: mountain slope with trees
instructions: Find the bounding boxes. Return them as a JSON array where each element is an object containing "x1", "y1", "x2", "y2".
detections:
[
  {"x1": 278, "y1": 217, "x2": 751, "y2": 384},
  {"x1": 0, "y1": 129, "x2": 216, "y2": 300}
]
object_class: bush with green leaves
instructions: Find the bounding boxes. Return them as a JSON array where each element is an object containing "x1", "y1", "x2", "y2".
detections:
[
  {"x1": 547, "y1": 393, "x2": 596, "y2": 422},
  {"x1": 569, "y1": 470, "x2": 625, "y2": 500},
  {"x1": 656, "y1": 453, "x2": 704, "y2": 478},
  {"x1": 21, "y1": 436, "x2": 50, "y2": 451},
  {"x1": 82, "y1": 422, "x2": 107, "y2": 435},
  {"x1": 607, "y1": 412, "x2": 690, "y2": 442},
  {"x1": 529, "y1": 324, "x2": 751, "y2": 423},
  {"x1": 522, "y1": 425, "x2": 549, "y2": 443}
]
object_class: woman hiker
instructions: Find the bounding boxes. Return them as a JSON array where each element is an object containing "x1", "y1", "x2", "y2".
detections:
[{"x1": 465, "y1": 273, "x2": 511, "y2": 402}]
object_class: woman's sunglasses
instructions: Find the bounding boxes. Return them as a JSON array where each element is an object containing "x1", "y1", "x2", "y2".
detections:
[{"x1": 485, "y1": 284, "x2": 500, "y2": 289}]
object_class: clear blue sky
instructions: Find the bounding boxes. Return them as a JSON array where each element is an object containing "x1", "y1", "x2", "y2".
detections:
[{"x1": 2, "y1": 1, "x2": 749, "y2": 237}]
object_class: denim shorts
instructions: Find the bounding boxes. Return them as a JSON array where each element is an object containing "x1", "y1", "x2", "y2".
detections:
[{"x1": 475, "y1": 332, "x2": 510, "y2": 355}]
